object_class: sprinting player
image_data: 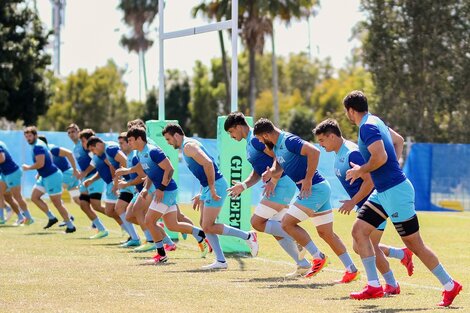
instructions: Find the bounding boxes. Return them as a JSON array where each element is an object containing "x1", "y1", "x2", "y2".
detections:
[
  {"x1": 224, "y1": 112, "x2": 311, "y2": 277},
  {"x1": 38, "y1": 136, "x2": 81, "y2": 206},
  {"x1": 254, "y1": 118, "x2": 358, "y2": 281},
  {"x1": 85, "y1": 136, "x2": 140, "y2": 246},
  {"x1": 38, "y1": 135, "x2": 79, "y2": 227},
  {"x1": 162, "y1": 124, "x2": 258, "y2": 270},
  {"x1": 0, "y1": 183, "x2": 24, "y2": 225},
  {"x1": 125, "y1": 120, "x2": 188, "y2": 251},
  {"x1": 0, "y1": 140, "x2": 34, "y2": 225},
  {"x1": 343, "y1": 90, "x2": 461, "y2": 306},
  {"x1": 22, "y1": 126, "x2": 75, "y2": 233},
  {"x1": 67, "y1": 125, "x2": 108, "y2": 239},
  {"x1": 314, "y1": 118, "x2": 414, "y2": 292},
  {"x1": 120, "y1": 127, "x2": 209, "y2": 263}
]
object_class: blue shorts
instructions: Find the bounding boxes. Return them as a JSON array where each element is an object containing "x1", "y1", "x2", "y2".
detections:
[
  {"x1": 35, "y1": 171, "x2": 63, "y2": 195},
  {"x1": 105, "y1": 182, "x2": 117, "y2": 203},
  {"x1": 62, "y1": 168, "x2": 79, "y2": 190},
  {"x1": 367, "y1": 179, "x2": 415, "y2": 224},
  {"x1": 131, "y1": 185, "x2": 155, "y2": 204},
  {"x1": 263, "y1": 175, "x2": 296, "y2": 205},
  {"x1": 157, "y1": 189, "x2": 178, "y2": 207},
  {"x1": 79, "y1": 177, "x2": 105, "y2": 195},
  {"x1": 3, "y1": 168, "x2": 22, "y2": 189},
  {"x1": 0, "y1": 174, "x2": 10, "y2": 192},
  {"x1": 201, "y1": 177, "x2": 228, "y2": 208},
  {"x1": 295, "y1": 180, "x2": 332, "y2": 213}
]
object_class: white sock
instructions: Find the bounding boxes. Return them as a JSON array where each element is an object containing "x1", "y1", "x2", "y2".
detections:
[
  {"x1": 444, "y1": 280, "x2": 455, "y2": 291},
  {"x1": 368, "y1": 280, "x2": 381, "y2": 287}
]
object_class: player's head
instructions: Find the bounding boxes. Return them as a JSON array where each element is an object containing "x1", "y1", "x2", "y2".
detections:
[
  {"x1": 313, "y1": 119, "x2": 342, "y2": 152},
  {"x1": 162, "y1": 124, "x2": 185, "y2": 149},
  {"x1": 23, "y1": 126, "x2": 38, "y2": 145},
  {"x1": 253, "y1": 118, "x2": 276, "y2": 149},
  {"x1": 343, "y1": 90, "x2": 368, "y2": 123},
  {"x1": 67, "y1": 123, "x2": 80, "y2": 141},
  {"x1": 118, "y1": 132, "x2": 130, "y2": 152},
  {"x1": 126, "y1": 126, "x2": 147, "y2": 151},
  {"x1": 86, "y1": 136, "x2": 105, "y2": 155},
  {"x1": 127, "y1": 119, "x2": 146, "y2": 131},
  {"x1": 224, "y1": 112, "x2": 249, "y2": 141},
  {"x1": 79, "y1": 129, "x2": 95, "y2": 149},
  {"x1": 38, "y1": 135, "x2": 48, "y2": 145}
]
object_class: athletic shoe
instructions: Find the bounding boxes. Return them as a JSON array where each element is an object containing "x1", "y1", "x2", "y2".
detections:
[
  {"x1": 65, "y1": 226, "x2": 76, "y2": 233},
  {"x1": 24, "y1": 218, "x2": 35, "y2": 226},
  {"x1": 335, "y1": 270, "x2": 360, "y2": 284},
  {"x1": 438, "y1": 281, "x2": 462, "y2": 307},
  {"x1": 120, "y1": 239, "x2": 141, "y2": 248},
  {"x1": 246, "y1": 231, "x2": 259, "y2": 257},
  {"x1": 383, "y1": 282, "x2": 400, "y2": 295},
  {"x1": 59, "y1": 215, "x2": 75, "y2": 227},
  {"x1": 149, "y1": 254, "x2": 168, "y2": 264},
  {"x1": 298, "y1": 243, "x2": 306, "y2": 260},
  {"x1": 12, "y1": 217, "x2": 25, "y2": 227},
  {"x1": 5, "y1": 207, "x2": 13, "y2": 222},
  {"x1": 89, "y1": 230, "x2": 109, "y2": 239},
  {"x1": 164, "y1": 243, "x2": 177, "y2": 252},
  {"x1": 304, "y1": 255, "x2": 328, "y2": 278},
  {"x1": 400, "y1": 248, "x2": 414, "y2": 276},
  {"x1": 120, "y1": 236, "x2": 132, "y2": 244},
  {"x1": 201, "y1": 261, "x2": 228, "y2": 270},
  {"x1": 198, "y1": 240, "x2": 209, "y2": 258},
  {"x1": 43, "y1": 217, "x2": 59, "y2": 229},
  {"x1": 134, "y1": 242, "x2": 156, "y2": 252},
  {"x1": 181, "y1": 232, "x2": 188, "y2": 240},
  {"x1": 286, "y1": 265, "x2": 311, "y2": 278},
  {"x1": 350, "y1": 285, "x2": 384, "y2": 300}
]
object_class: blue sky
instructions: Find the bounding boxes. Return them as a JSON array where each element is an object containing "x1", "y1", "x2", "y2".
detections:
[{"x1": 36, "y1": 0, "x2": 364, "y2": 101}]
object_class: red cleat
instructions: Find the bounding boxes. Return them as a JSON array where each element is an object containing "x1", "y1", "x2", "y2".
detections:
[
  {"x1": 400, "y1": 248, "x2": 414, "y2": 276},
  {"x1": 304, "y1": 255, "x2": 328, "y2": 278},
  {"x1": 383, "y1": 282, "x2": 400, "y2": 295},
  {"x1": 438, "y1": 281, "x2": 462, "y2": 307},
  {"x1": 164, "y1": 243, "x2": 177, "y2": 251},
  {"x1": 150, "y1": 254, "x2": 168, "y2": 264},
  {"x1": 350, "y1": 285, "x2": 384, "y2": 300},
  {"x1": 335, "y1": 270, "x2": 360, "y2": 284}
]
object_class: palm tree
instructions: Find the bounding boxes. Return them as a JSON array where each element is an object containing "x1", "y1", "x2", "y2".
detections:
[{"x1": 118, "y1": 0, "x2": 159, "y2": 100}]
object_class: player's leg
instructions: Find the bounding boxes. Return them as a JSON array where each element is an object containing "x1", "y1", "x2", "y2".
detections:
[
  {"x1": 31, "y1": 181, "x2": 58, "y2": 228},
  {"x1": 144, "y1": 201, "x2": 167, "y2": 264},
  {"x1": 0, "y1": 179, "x2": 7, "y2": 224},
  {"x1": 370, "y1": 228, "x2": 400, "y2": 295},
  {"x1": 116, "y1": 192, "x2": 140, "y2": 247},
  {"x1": 8, "y1": 169, "x2": 33, "y2": 223},
  {"x1": 132, "y1": 192, "x2": 156, "y2": 252}
]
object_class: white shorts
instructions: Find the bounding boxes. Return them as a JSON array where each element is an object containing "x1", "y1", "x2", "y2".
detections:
[{"x1": 149, "y1": 201, "x2": 177, "y2": 215}]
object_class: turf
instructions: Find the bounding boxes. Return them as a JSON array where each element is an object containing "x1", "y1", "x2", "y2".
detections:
[{"x1": 0, "y1": 202, "x2": 468, "y2": 312}]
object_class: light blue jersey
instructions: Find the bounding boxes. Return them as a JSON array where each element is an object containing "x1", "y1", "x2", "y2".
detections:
[
  {"x1": 335, "y1": 140, "x2": 373, "y2": 208},
  {"x1": 358, "y1": 113, "x2": 414, "y2": 223},
  {"x1": 182, "y1": 138, "x2": 223, "y2": 187},
  {"x1": 137, "y1": 144, "x2": 177, "y2": 191},
  {"x1": 0, "y1": 141, "x2": 20, "y2": 175},
  {"x1": 246, "y1": 130, "x2": 295, "y2": 205},
  {"x1": 358, "y1": 114, "x2": 406, "y2": 192}
]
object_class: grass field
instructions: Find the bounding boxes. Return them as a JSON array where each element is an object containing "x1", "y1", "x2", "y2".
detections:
[{"x1": 0, "y1": 202, "x2": 469, "y2": 313}]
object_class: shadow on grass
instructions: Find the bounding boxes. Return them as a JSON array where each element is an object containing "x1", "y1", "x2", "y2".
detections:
[
  {"x1": 355, "y1": 304, "x2": 438, "y2": 312},
  {"x1": 25, "y1": 232, "x2": 56, "y2": 236},
  {"x1": 232, "y1": 276, "x2": 294, "y2": 283},
  {"x1": 262, "y1": 281, "x2": 337, "y2": 290},
  {"x1": 136, "y1": 261, "x2": 177, "y2": 267}
]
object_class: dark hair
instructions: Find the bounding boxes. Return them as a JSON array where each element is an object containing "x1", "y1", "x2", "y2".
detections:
[
  {"x1": 38, "y1": 135, "x2": 48, "y2": 145},
  {"x1": 343, "y1": 90, "x2": 368, "y2": 112},
  {"x1": 127, "y1": 126, "x2": 147, "y2": 142},
  {"x1": 86, "y1": 136, "x2": 103, "y2": 148},
  {"x1": 118, "y1": 132, "x2": 128, "y2": 142},
  {"x1": 127, "y1": 119, "x2": 146, "y2": 130},
  {"x1": 162, "y1": 123, "x2": 184, "y2": 136},
  {"x1": 79, "y1": 129, "x2": 95, "y2": 140},
  {"x1": 67, "y1": 123, "x2": 80, "y2": 131},
  {"x1": 224, "y1": 112, "x2": 249, "y2": 131},
  {"x1": 24, "y1": 126, "x2": 38, "y2": 135},
  {"x1": 313, "y1": 119, "x2": 342, "y2": 137},
  {"x1": 253, "y1": 118, "x2": 275, "y2": 136}
]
